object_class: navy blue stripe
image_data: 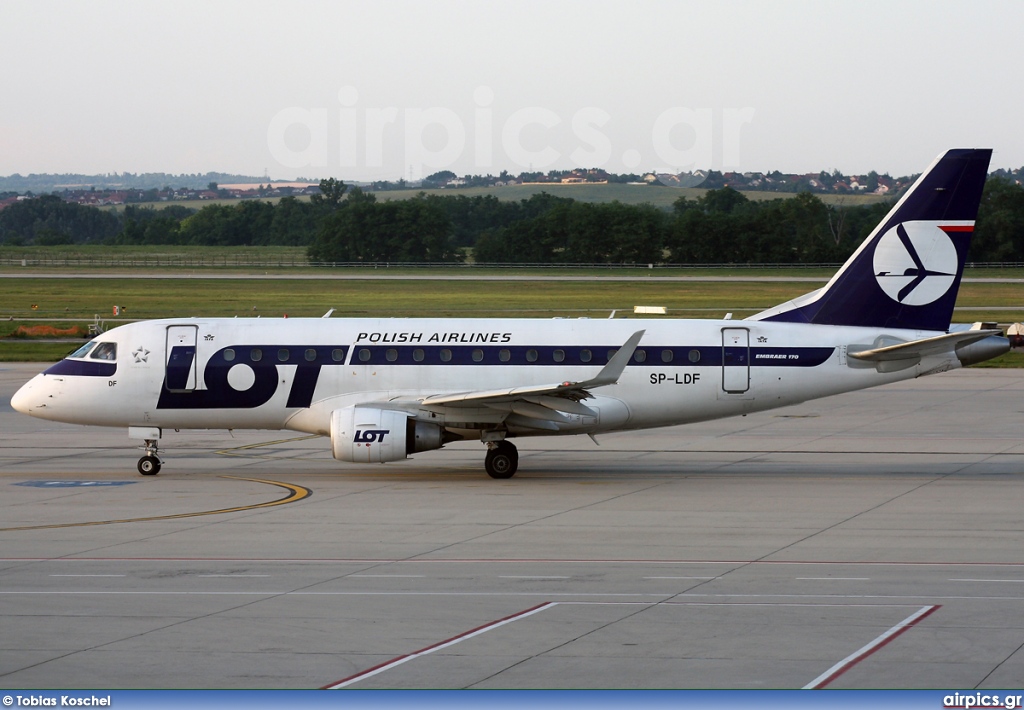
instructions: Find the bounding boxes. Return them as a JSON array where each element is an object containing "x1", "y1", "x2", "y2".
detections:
[
  {"x1": 165, "y1": 345, "x2": 196, "y2": 390},
  {"x1": 210, "y1": 345, "x2": 350, "y2": 366},
  {"x1": 44, "y1": 360, "x2": 117, "y2": 377},
  {"x1": 348, "y1": 345, "x2": 833, "y2": 368}
]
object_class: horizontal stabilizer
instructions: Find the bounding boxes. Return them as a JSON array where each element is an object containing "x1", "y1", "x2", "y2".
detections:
[{"x1": 848, "y1": 329, "x2": 1001, "y2": 362}]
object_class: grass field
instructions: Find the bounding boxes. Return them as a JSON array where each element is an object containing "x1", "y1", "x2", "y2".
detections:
[
  {"x1": 4, "y1": 245, "x2": 1023, "y2": 280},
  {"x1": 1, "y1": 273, "x2": 1022, "y2": 363}
]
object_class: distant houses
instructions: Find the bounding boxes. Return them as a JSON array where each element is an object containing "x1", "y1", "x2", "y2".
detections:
[
  {"x1": 11, "y1": 162, "x2": 1020, "y2": 212},
  {"x1": 47, "y1": 182, "x2": 322, "y2": 207}
]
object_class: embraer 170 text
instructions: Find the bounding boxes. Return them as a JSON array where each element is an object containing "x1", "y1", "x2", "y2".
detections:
[{"x1": 11, "y1": 149, "x2": 1008, "y2": 478}]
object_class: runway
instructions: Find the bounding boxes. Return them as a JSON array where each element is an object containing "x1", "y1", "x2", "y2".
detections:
[{"x1": 2, "y1": 362, "x2": 1024, "y2": 688}]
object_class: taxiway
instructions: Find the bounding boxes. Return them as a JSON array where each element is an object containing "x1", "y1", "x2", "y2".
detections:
[{"x1": 2, "y1": 363, "x2": 1024, "y2": 689}]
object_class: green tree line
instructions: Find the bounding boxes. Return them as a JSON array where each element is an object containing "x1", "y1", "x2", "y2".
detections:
[{"x1": 2, "y1": 177, "x2": 1024, "y2": 264}]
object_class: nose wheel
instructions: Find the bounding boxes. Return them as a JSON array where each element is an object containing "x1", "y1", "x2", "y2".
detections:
[
  {"x1": 484, "y1": 440, "x2": 518, "y2": 479},
  {"x1": 137, "y1": 439, "x2": 162, "y2": 475}
]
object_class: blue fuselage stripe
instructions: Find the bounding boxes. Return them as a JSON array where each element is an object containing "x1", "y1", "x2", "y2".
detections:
[{"x1": 348, "y1": 345, "x2": 834, "y2": 368}]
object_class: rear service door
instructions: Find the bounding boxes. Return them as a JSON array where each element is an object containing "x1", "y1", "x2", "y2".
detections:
[{"x1": 721, "y1": 327, "x2": 750, "y2": 393}]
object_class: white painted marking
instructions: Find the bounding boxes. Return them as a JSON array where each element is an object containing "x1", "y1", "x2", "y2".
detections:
[
  {"x1": 49, "y1": 574, "x2": 125, "y2": 577},
  {"x1": 499, "y1": 576, "x2": 570, "y2": 579},
  {"x1": 644, "y1": 576, "x2": 720, "y2": 580},
  {"x1": 349, "y1": 575, "x2": 425, "y2": 578},
  {"x1": 949, "y1": 578, "x2": 1024, "y2": 583},
  {"x1": 2, "y1": 591, "x2": 1022, "y2": 602},
  {"x1": 325, "y1": 602, "x2": 559, "y2": 689},
  {"x1": 797, "y1": 577, "x2": 870, "y2": 581},
  {"x1": 802, "y1": 605, "x2": 938, "y2": 690}
]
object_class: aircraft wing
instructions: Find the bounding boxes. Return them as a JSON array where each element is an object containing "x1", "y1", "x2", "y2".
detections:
[{"x1": 418, "y1": 330, "x2": 645, "y2": 428}]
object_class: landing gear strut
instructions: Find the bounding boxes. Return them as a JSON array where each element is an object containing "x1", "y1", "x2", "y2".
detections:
[
  {"x1": 484, "y1": 440, "x2": 518, "y2": 479},
  {"x1": 137, "y1": 439, "x2": 162, "y2": 476}
]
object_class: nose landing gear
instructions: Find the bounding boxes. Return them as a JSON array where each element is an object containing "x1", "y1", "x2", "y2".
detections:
[{"x1": 137, "y1": 439, "x2": 162, "y2": 475}]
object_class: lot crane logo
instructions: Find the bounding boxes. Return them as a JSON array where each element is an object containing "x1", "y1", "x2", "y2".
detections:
[{"x1": 872, "y1": 222, "x2": 958, "y2": 306}]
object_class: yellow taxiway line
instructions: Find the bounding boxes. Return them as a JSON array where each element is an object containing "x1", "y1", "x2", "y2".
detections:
[{"x1": 0, "y1": 476, "x2": 311, "y2": 532}]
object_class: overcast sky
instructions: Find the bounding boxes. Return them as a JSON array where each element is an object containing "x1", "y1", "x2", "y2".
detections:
[{"x1": 2, "y1": 1, "x2": 1022, "y2": 181}]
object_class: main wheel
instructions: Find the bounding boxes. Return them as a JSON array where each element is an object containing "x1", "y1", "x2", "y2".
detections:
[
  {"x1": 484, "y1": 442, "x2": 518, "y2": 479},
  {"x1": 137, "y1": 456, "x2": 161, "y2": 476}
]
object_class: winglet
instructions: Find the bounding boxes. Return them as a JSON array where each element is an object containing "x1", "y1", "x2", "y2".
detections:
[{"x1": 581, "y1": 329, "x2": 645, "y2": 388}]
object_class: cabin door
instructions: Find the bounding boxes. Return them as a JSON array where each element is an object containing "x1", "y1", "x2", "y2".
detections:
[{"x1": 165, "y1": 325, "x2": 199, "y2": 392}]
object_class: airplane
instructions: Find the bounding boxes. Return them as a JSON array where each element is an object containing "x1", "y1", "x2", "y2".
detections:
[{"x1": 10, "y1": 148, "x2": 1009, "y2": 479}]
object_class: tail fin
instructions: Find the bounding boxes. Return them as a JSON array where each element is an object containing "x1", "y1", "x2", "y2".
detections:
[{"x1": 750, "y1": 148, "x2": 992, "y2": 331}]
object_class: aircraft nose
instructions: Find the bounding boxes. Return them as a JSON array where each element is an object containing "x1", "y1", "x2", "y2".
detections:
[{"x1": 11, "y1": 376, "x2": 42, "y2": 415}]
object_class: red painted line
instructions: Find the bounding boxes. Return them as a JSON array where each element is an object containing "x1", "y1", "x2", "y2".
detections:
[
  {"x1": 5, "y1": 557, "x2": 1024, "y2": 567},
  {"x1": 803, "y1": 604, "x2": 940, "y2": 689},
  {"x1": 321, "y1": 601, "x2": 559, "y2": 689},
  {"x1": 941, "y1": 225, "x2": 974, "y2": 232}
]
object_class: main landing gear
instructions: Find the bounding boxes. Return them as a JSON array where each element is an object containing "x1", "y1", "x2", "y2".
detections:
[
  {"x1": 484, "y1": 440, "x2": 518, "y2": 479},
  {"x1": 137, "y1": 439, "x2": 162, "y2": 476}
]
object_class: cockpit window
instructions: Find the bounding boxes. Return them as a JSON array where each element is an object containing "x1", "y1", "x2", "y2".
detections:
[
  {"x1": 68, "y1": 342, "x2": 96, "y2": 359},
  {"x1": 90, "y1": 342, "x2": 117, "y2": 361}
]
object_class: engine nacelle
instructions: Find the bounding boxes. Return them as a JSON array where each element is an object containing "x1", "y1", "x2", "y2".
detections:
[{"x1": 330, "y1": 406, "x2": 444, "y2": 463}]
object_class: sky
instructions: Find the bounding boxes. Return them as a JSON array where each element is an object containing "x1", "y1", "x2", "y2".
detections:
[{"x1": 2, "y1": 0, "x2": 1023, "y2": 181}]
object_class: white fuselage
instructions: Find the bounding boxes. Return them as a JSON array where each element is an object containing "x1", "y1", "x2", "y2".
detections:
[{"x1": 11, "y1": 316, "x2": 959, "y2": 441}]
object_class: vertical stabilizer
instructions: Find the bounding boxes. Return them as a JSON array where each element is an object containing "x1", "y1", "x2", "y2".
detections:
[{"x1": 749, "y1": 149, "x2": 991, "y2": 331}]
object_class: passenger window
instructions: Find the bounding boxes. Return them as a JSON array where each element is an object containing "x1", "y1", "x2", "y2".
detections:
[
  {"x1": 413, "y1": 348, "x2": 425, "y2": 362},
  {"x1": 278, "y1": 348, "x2": 289, "y2": 362},
  {"x1": 688, "y1": 349, "x2": 701, "y2": 363},
  {"x1": 90, "y1": 342, "x2": 117, "y2": 361},
  {"x1": 499, "y1": 349, "x2": 511, "y2": 362},
  {"x1": 224, "y1": 348, "x2": 235, "y2": 362},
  {"x1": 580, "y1": 349, "x2": 592, "y2": 363},
  {"x1": 472, "y1": 349, "x2": 484, "y2": 362},
  {"x1": 553, "y1": 349, "x2": 565, "y2": 363},
  {"x1": 251, "y1": 348, "x2": 263, "y2": 362},
  {"x1": 358, "y1": 349, "x2": 371, "y2": 362},
  {"x1": 305, "y1": 348, "x2": 317, "y2": 362},
  {"x1": 633, "y1": 349, "x2": 647, "y2": 363},
  {"x1": 386, "y1": 348, "x2": 398, "y2": 362},
  {"x1": 607, "y1": 349, "x2": 617, "y2": 363},
  {"x1": 440, "y1": 349, "x2": 452, "y2": 362},
  {"x1": 332, "y1": 349, "x2": 344, "y2": 362},
  {"x1": 526, "y1": 349, "x2": 538, "y2": 363},
  {"x1": 661, "y1": 349, "x2": 674, "y2": 363}
]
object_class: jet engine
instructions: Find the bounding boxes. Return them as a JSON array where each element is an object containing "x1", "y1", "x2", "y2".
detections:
[{"x1": 331, "y1": 406, "x2": 444, "y2": 463}]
